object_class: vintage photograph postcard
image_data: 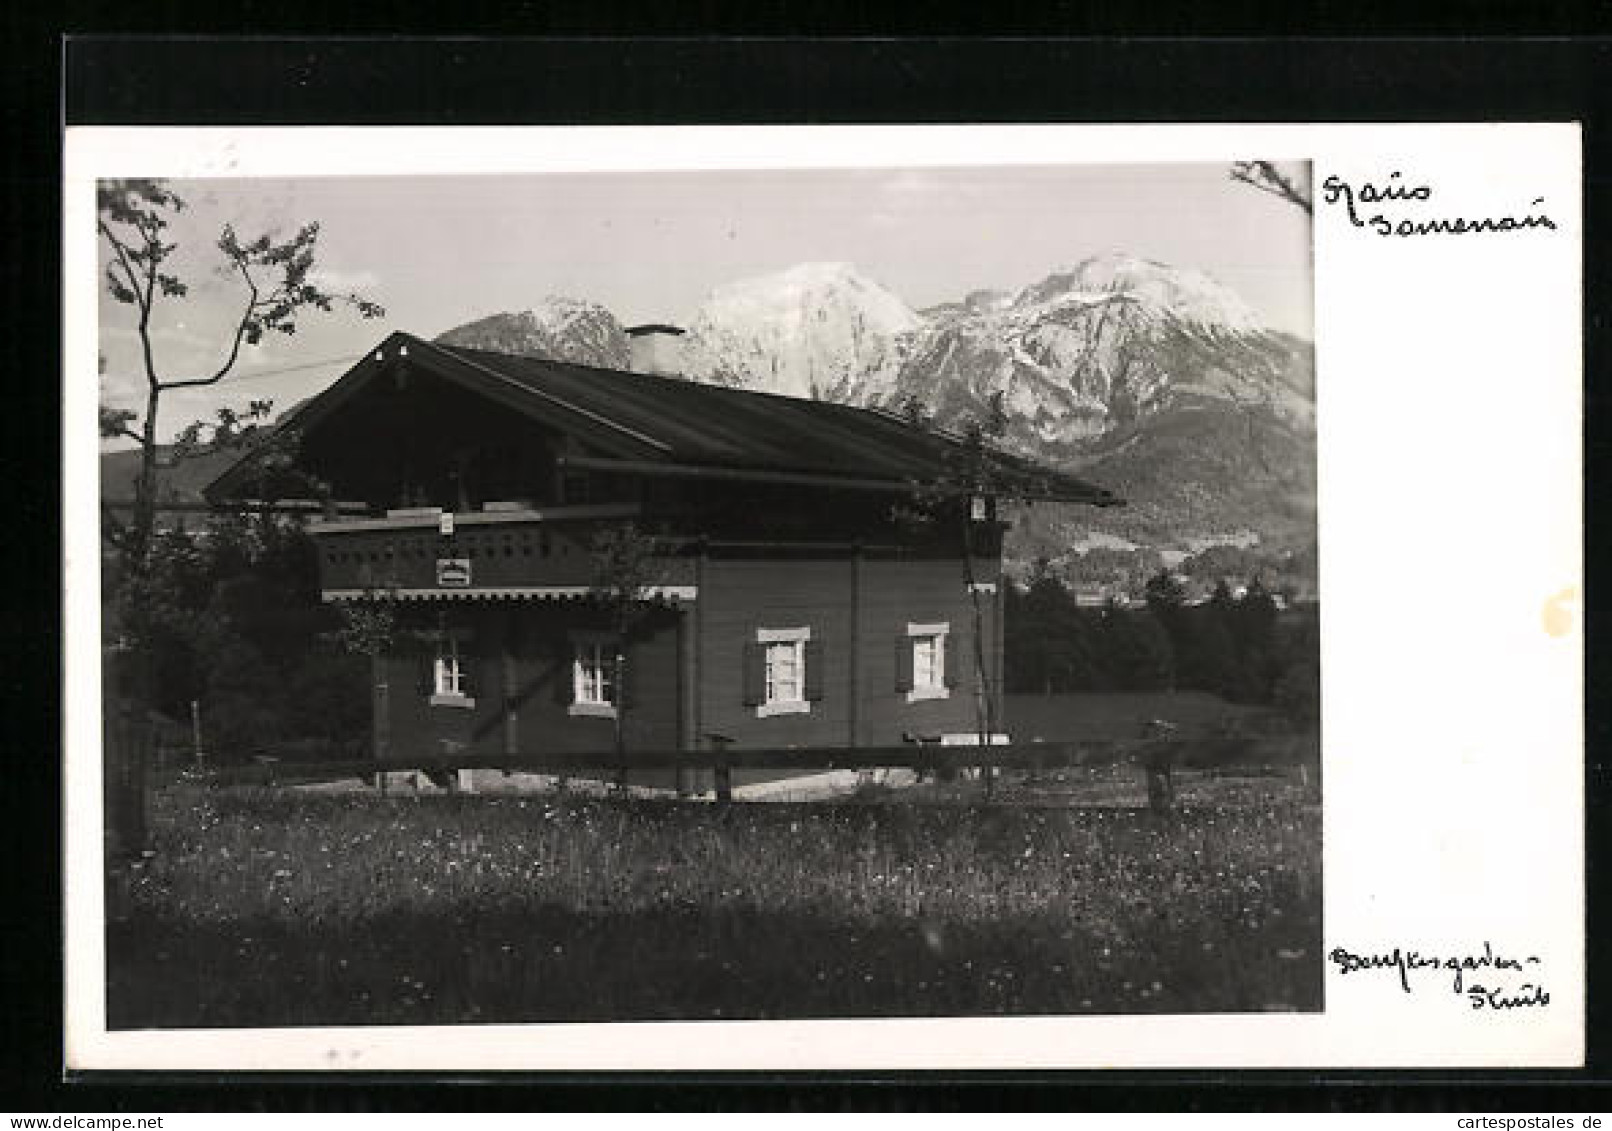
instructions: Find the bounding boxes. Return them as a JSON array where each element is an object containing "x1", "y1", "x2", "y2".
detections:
[{"x1": 62, "y1": 123, "x2": 1582, "y2": 1071}]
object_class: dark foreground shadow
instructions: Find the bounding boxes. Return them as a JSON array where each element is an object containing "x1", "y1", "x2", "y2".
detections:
[{"x1": 107, "y1": 899, "x2": 1321, "y2": 1029}]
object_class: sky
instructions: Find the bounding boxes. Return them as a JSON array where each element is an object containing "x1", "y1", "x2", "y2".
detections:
[{"x1": 97, "y1": 162, "x2": 1313, "y2": 447}]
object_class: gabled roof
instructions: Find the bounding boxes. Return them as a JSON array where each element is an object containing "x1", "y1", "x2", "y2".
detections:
[{"x1": 206, "y1": 331, "x2": 1122, "y2": 507}]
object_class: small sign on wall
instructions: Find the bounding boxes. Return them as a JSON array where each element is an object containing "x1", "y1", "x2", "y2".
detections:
[{"x1": 436, "y1": 558, "x2": 472, "y2": 588}]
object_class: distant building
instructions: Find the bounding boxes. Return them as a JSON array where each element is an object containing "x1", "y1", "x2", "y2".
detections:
[{"x1": 206, "y1": 331, "x2": 1120, "y2": 786}]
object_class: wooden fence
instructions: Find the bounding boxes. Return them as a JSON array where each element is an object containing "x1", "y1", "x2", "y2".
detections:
[
  {"x1": 103, "y1": 681, "x2": 1317, "y2": 859},
  {"x1": 206, "y1": 733, "x2": 1318, "y2": 795}
]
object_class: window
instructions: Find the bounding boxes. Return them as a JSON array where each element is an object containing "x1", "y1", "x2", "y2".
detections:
[
  {"x1": 766, "y1": 638, "x2": 804, "y2": 703},
  {"x1": 429, "y1": 632, "x2": 475, "y2": 708},
  {"x1": 748, "y1": 626, "x2": 818, "y2": 717},
  {"x1": 901, "y1": 621, "x2": 954, "y2": 702},
  {"x1": 571, "y1": 637, "x2": 618, "y2": 718}
]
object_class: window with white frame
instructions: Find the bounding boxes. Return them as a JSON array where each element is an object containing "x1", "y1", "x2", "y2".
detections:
[
  {"x1": 571, "y1": 635, "x2": 618, "y2": 717},
  {"x1": 429, "y1": 632, "x2": 475, "y2": 707},
  {"x1": 755, "y1": 626, "x2": 812, "y2": 717},
  {"x1": 906, "y1": 621, "x2": 951, "y2": 702}
]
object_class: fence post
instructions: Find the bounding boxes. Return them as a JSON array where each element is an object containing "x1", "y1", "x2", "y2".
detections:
[
  {"x1": 1142, "y1": 718, "x2": 1178, "y2": 815},
  {"x1": 190, "y1": 698, "x2": 206, "y2": 772},
  {"x1": 104, "y1": 647, "x2": 151, "y2": 861},
  {"x1": 708, "y1": 733, "x2": 733, "y2": 804}
]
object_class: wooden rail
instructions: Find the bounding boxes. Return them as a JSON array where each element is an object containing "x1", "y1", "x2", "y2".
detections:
[{"x1": 206, "y1": 734, "x2": 1318, "y2": 787}]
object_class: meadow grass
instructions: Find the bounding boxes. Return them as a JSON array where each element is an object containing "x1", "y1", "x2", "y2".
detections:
[{"x1": 106, "y1": 775, "x2": 1320, "y2": 1027}]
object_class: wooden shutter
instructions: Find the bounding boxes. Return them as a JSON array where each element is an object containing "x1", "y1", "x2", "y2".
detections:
[
  {"x1": 554, "y1": 636, "x2": 576, "y2": 705},
  {"x1": 458, "y1": 645, "x2": 477, "y2": 701},
  {"x1": 895, "y1": 634, "x2": 914, "y2": 693},
  {"x1": 943, "y1": 632, "x2": 960, "y2": 689},
  {"x1": 417, "y1": 648, "x2": 435, "y2": 697},
  {"x1": 742, "y1": 641, "x2": 765, "y2": 706},
  {"x1": 804, "y1": 639, "x2": 825, "y2": 702},
  {"x1": 615, "y1": 643, "x2": 635, "y2": 711}
]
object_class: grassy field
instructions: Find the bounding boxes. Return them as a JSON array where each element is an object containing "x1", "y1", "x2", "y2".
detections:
[{"x1": 105, "y1": 772, "x2": 1321, "y2": 1028}]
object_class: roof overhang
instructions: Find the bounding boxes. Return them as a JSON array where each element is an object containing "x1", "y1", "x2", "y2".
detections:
[
  {"x1": 204, "y1": 331, "x2": 1124, "y2": 509},
  {"x1": 203, "y1": 332, "x2": 672, "y2": 502},
  {"x1": 558, "y1": 455, "x2": 1123, "y2": 506}
]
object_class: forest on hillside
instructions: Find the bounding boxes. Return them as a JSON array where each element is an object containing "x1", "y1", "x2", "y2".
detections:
[{"x1": 1003, "y1": 561, "x2": 1319, "y2": 727}]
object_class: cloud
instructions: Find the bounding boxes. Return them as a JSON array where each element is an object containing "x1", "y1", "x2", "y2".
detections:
[
  {"x1": 866, "y1": 170, "x2": 984, "y2": 228},
  {"x1": 308, "y1": 267, "x2": 381, "y2": 293}
]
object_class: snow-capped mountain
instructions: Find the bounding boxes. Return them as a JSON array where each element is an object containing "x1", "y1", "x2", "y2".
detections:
[
  {"x1": 883, "y1": 253, "x2": 1314, "y2": 458},
  {"x1": 677, "y1": 262, "x2": 921, "y2": 402},
  {"x1": 434, "y1": 297, "x2": 631, "y2": 370},
  {"x1": 432, "y1": 253, "x2": 1316, "y2": 557},
  {"x1": 662, "y1": 254, "x2": 1311, "y2": 456}
]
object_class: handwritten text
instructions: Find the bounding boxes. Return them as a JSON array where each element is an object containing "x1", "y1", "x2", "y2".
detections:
[{"x1": 1321, "y1": 172, "x2": 1557, "y2": 237}]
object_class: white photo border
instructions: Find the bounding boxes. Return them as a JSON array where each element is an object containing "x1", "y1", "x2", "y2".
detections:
[{"x1": 64, "y1": 122, "x2": 1583, "y2": 1071}]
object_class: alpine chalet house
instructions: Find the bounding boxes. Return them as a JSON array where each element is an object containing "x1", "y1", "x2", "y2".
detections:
[{"x1": 204, "y1": 328, "x2": 1121, "y2": 791}]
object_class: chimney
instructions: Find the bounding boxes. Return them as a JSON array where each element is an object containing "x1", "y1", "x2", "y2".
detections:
[{"x1": 626, "y1": 323, "x2": 686, "y2": 376}]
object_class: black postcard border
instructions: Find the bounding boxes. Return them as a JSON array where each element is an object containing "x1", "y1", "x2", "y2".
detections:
[{"x1": 17, "y1": 32, "x2": 1609, "y2": 1111}]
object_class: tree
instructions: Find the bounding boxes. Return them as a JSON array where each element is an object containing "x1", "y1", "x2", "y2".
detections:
[
  {"x1": 1272, "y1": 602, "x2": 1321, "y2": 729},
  {"x1": 1006, "y1": 564, "x2": 1085, "y2": 695},
  {"x1": 1096, "y1": 598, "x2": 1175, "y2": 692},
  {"x1": 1147, "y1": 568, "x2": 1244, "y2": 695},
  {"x1": 896, "y1": 392, "x2": 1016, "y2": 795},
  {"x1": 1195, "y1": 579, "x2": 1249, "y2": 699},
  {"x1": 109, "y1": 513, "x2": 369, "y2": 761},
  {"x1": 328, "y1": 591, "x2": 400, "y2": 665},
  {"x1": 1229, "y1": 575, "x2": 1281, "y2": 703},
  {"x1": 586, "y1": 522, "x2": 666, "y2": 790},
  {"x1": 97, "y1": 179, "x2": 384, "y2": 577},
  {"x1": 1144, "y1": 568, "x2": 1187, "y2": 621},
  {"x1": 1229, "y1": 161, "x2": 1313, "y2": 214}
]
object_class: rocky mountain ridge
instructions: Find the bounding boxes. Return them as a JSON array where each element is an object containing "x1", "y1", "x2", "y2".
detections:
[
  {"x1": 435, "y1": 297, "x2": 631, "y2": 370},
  {"x1": 432, "y1": 254, "x2": 1317, "y2": 574}
]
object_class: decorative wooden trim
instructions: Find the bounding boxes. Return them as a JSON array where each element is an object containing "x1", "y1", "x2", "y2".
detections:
[{"x1": 321, "y1": 585, "x2": 698, "y2": 603}]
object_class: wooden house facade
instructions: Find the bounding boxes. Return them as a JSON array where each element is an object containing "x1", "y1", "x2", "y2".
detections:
[{"x1": 205, "y1": 330, "x2": 1120, "y2": 789}]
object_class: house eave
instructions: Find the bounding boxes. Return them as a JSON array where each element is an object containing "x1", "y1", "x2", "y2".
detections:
[{"x1": 557, "y1": 455, "x2": 1123, "y2": 507}]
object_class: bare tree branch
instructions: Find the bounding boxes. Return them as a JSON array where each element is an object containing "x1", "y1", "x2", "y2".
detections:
[
  {"x1": 98, "y1": 178, "x2": 384, "y2": 580},
  {"x1": 158, "y1": 258, "x2": 262, "y2": 392},
  {"x1": 1230, "y1": 161, "x2": 1313, "y2": 215}
]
